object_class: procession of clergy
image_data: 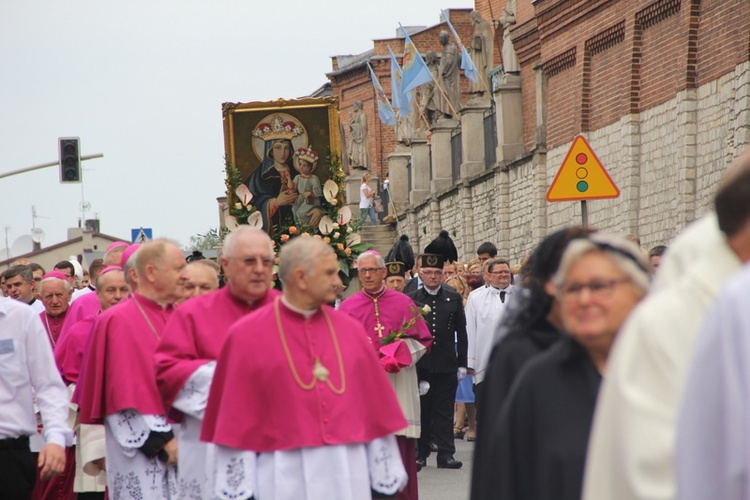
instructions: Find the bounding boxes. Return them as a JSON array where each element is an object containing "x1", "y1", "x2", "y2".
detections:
[
  {"x1": 6, "y1": 148, "x2": 750, "y2": 500},
  {"x1": 0, "y1": 224, "x2": 482, "y2": 500}
]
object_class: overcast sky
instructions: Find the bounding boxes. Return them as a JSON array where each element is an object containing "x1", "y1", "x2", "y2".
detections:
[{"x1": 0, "y1": 0, "x2": 472, "y2": 258}]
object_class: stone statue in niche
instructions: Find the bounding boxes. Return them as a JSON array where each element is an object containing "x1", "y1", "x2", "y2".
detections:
[
  {"x1": 469, "y1": 10, "x2": 494, "y2": 98},
  {"x1": 347, "y1": 100, "x2": 369, "y2": 170},
  {"x1": 434, "y1": 30, "x2": 461, "y2": 120},
  {"x1": 417, "y1": 51, "x2": 440, "y2": 131},
  {"x1": 499, "y1": 0, "x2": 520, "y2": 74}
]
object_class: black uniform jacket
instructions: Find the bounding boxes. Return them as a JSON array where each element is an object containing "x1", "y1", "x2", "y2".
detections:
[{"x1": 407, "y1": 285, "x2": 467, "y2": 374}]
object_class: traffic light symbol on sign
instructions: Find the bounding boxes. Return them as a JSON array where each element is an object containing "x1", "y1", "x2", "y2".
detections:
[
  {"x1": 546, "y1": 135, "x2": 619, "y2": 202},
  {"x1": 59, "y1": 137, "x2": 81, "y2": 184}
]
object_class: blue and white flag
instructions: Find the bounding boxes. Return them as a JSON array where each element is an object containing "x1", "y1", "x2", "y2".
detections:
[
  {"x1": 398, "y1": 23, "x2": 433, "y2": 93},
  {"x1": 441, "y1": 10, "x2": 479, "y2": 83},
  {"x1": 367, "y1": 62, "x2": 397, "y2": 126},
  {"x1": 388, "y1": 45, "x2": 412, "y2": 112}
]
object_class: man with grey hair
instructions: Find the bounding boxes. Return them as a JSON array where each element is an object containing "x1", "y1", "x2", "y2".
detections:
[
  {"x1": 38, "y1": 272, "x2": 73, "y2": 349},
  {"x1": 78, "y1": 239, "x2": 187, "y2": 499},
  {"x1": 339, "y1": 251, "x2": 433, "y2": 500},
  {"x1": 202, "y1": 237, "x2": 409, "y2": 499},
  {"x1": 32, "y1": 272, "x2": 80, "y2": 500},
  {"x1": 583, "y1": 148, "x2": 750, "y2": 500},
  {"x1": 155, "y1": 226, "x2": 279, "y2": 498},
  {"x1": 4, "y1": 265, "x2": 45, "y2": 312}
]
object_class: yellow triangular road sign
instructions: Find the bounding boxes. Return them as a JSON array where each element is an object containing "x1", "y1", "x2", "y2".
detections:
[{"x1": 547, "y1": 135, "x2": 619, "y2": 202}]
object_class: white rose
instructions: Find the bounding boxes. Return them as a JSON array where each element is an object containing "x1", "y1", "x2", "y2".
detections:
[
  {"x1": 332, "y1": 223, "x2": 340, "y2": 229},
  {"x1": 333, "y1": 232, "x2": 340, "y2": 239},
  {"x1": 234, "y1": 202, "x2": 242, "y2": 209},
  {"x1": 421, "y1": 305, "x2": 431, "y2": 314}
]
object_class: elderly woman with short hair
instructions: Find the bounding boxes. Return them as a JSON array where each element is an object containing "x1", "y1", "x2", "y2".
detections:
[{"x1": 489, "y1": 233, "x2": 650, "y2": 500}]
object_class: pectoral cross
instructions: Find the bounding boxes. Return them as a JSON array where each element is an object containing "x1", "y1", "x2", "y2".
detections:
[{"x1": 374, "y1": 322, "x2": 385, "y2": 338}]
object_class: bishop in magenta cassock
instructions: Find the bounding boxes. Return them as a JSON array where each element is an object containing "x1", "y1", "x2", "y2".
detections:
[
  {"x1": 38, "y1": 271, "x2": 73, "y2": 350},
  {"x1": 78, "y1": 240, "x2": 187, "y2": 499},
  {"x1": 54, "y1": 265, "x2": 130, "y2": 498},
  {"x1": 33, "y1": 271, "x2": 76, "y2": 500},
  {"x1": 339, "y1": 252, "x2": 432, "y2": 500},
  {"x1": 154, "y1": 227, "x2": 279, "y2": 498},
  {"x1": 201, "y1": 237, "x2": 409, "y2": 500}
]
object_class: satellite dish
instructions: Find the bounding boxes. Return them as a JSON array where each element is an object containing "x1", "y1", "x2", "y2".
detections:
[
  {"x1": 11, "y1": 235, "x2": 33, "y2": 257},
  {"x1": 31, "y1": 228, "x2": 45, "y2": 244}
]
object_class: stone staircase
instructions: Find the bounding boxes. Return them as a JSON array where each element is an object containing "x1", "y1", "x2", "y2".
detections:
[{"x1": 359, "y1": 224, "x2": 397, "y2": 257}]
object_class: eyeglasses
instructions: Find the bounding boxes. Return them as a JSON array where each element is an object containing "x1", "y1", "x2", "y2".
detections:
[
  {"x1": 358, "y1": 267, "x2": 384, "y2": 275},
  {"x1": 488, "y1": 271, "x2": 511, "y2": 275},
  {"x1": 559, "y1": 278, "x2": 631, "y2": 301},
  {"x1": 225, "y1": 256, "x2": 274, "y2": 268},
  {"x1": 420, "y1": 270, "x2": 443, "y2": 277}
]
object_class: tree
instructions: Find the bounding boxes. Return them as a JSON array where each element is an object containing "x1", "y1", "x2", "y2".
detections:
[{"x1": 185, "y1": 228, "x2": 220, "y2": 252}]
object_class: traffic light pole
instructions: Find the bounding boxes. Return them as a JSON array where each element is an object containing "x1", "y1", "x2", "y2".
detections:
[{"x1": 0, "y1": 154, "x2": 103, "y2": 180}]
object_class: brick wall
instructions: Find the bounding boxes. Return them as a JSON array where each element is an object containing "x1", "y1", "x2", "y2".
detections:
[
  {"x1": 509, "y1": 0, "x2": 750, "y2": 150},
  {"x1": 400, "y1": 61, "x2": 749, "y2": 264}
]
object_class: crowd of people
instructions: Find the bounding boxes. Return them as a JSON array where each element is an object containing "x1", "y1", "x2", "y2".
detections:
[{"x1": 2, "y1": 149, "x2": 750, "y2": 500}]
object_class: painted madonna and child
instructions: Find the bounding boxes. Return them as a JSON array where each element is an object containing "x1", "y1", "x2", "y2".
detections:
[{"x1": 223, "y1": 98, "x2": 344, "y2": 234}]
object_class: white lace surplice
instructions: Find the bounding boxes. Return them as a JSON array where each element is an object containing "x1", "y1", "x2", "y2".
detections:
[
  {"x1": 213, "y1": 435, "x2": 407, "y2": 500},
  {"x1": 105, "y1": 410, "x2": 178, "y2": 499},
  {"x1": 172, "y1": 361, "x2": 217, "y2": 499}
]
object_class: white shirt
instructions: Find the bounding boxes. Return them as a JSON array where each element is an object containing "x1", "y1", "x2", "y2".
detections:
[
  {"x1": 466, "y1": 285, "x2": 513, "y2": 384},
  {"x1": 27, "y1": 297, "x2": 45, "y2": 313},
  {"x1": 0, "y1": 297, "x2": 72, "y2": 447},
  {"x1": 359, "y1": 183, "x2": 373, "y2": 209}
]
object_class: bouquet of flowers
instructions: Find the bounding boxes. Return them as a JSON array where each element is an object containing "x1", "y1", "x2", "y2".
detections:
[{"x1": 379, "y1": 305, "x2": 431, "y2": 373}]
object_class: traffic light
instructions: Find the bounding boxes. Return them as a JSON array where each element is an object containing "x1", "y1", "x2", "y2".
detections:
[{"x1": 59, "y1": 137, "x2": 81, "y2": 183}]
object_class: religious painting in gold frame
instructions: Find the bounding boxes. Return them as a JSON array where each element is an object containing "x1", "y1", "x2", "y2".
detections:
[{"x1": 222, "y1": 97, "x2": 343, "y2": 233}]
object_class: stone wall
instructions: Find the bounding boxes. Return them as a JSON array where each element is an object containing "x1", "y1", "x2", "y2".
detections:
[{"x1": 398, "y1": 60, "x2": 750, "y2": 265}]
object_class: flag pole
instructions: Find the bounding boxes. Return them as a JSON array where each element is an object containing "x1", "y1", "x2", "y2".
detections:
[
  {"x1": 388, "y1": 44, "x2": 437, "y2": 134},
  {"x1": 367, "y1": 61, "x2": 408, "y2": 138}
]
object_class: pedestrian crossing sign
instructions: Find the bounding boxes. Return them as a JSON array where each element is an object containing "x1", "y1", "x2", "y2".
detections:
[
  {"x1": 131, "y1": 227, "x2": 153, "y2": 243},
  {"x1": 547, "y1": 135, "x2": 619, "y2": 202}
]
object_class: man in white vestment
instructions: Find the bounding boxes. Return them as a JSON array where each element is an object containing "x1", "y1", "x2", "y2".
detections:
[
  {"x1": 675, "y1": 261, "x2": 750, "y2": 500},
  {"x1": 466, "y1": 257, "x2": 514, "y2": 407}
]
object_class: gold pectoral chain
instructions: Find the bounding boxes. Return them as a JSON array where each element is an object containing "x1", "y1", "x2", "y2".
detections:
[
  {"x1": 133, "y1": 296, "x2": 161, "y2": 341},
  {"x1": 274, "y1": 298, "x2": 345, "y2": 395}
]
